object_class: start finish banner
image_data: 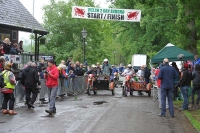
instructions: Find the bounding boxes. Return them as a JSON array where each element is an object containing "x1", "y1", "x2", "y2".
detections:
[{"x1": 72, "y1": 6, "x2": 141, "y2": 22}]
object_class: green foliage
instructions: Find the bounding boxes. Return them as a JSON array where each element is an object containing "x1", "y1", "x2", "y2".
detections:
[{"x1": 40, "y1": 0, "x2": 200, "y2": 66}]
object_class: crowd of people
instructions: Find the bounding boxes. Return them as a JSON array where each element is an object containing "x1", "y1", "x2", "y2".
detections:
[
  {"x1": 0, "y1": 38, "x2": 24, "y2": 56},
  {"x1": 0, "y1": 50, "x2": 200, "y2": 117},
  {"x1": 154, "y1": 56, "x2": 200, "y2": 117}
]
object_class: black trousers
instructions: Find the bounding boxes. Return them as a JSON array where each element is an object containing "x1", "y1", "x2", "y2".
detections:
[
  {"x1": 2, "y1": 92, "x2": 15, "y2": 110},
  {"x1": 25, "y1": 88, "x2": 37, "y2": 105},
  {"x1": 192, "y1": 86, "x2": 200, "y2": 105},
  {"x1": 173, "y1": 85, "x2": 178, "y2": 100}
]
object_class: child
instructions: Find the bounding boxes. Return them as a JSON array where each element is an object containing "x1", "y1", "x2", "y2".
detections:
[{"x1": 68, "y1": 70, "x2": 75, "y2": 78}]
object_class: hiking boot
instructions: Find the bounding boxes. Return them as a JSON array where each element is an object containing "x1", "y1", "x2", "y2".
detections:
[
  {"x1": 8, "y1": 110, "x2": 17, "y2": 115},
  {"x1": 2, "y1": 109, "x2": 9, "y2": 114},
  {"x1": 28, "y1": 103, "x2": 35, "y2": 108},
  {"x1": 45, "y1": 109, "x2": 53, "y2": 114}
]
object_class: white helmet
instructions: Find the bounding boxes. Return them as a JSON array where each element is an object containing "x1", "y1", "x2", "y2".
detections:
[
  {"x1": 91, "y1": 64, "x2": 97, "y2": 68},
  {"x1": 103, "y1": 58, "x2": 108, "y2": 62},
  {"x1": 127, "y1": 64, "x2": 132, "y2": 67}
]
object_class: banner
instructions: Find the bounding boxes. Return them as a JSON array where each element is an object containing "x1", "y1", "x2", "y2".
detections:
[
  {"x1": 4, "y1": 54, "x2": 21, "y2": 63},
  {"x1": 72, "y1": 6, "x2": 141, "y2": 22}
]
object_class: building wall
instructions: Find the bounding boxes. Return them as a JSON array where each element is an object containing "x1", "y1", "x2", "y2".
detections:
[{"x1": 0, "y1": 28, "x2": 18, "y2": 44}]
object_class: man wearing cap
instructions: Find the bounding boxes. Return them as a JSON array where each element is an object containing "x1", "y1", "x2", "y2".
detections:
[
  {"x1": 44, "y1": 59, "x2": 59, "y2": 114},
  {"x1": 158, "y1": 58, "x2": 177, "y2": 117}
]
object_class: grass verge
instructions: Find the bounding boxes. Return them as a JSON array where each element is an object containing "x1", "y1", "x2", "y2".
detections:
[{"x1": 174, "y1": 99, "x2": 200, "y2": 132}]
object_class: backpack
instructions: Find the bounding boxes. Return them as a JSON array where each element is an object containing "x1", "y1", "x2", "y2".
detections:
[{"x1": 0, "y1": 71, "x2": 7, "y2": 88}]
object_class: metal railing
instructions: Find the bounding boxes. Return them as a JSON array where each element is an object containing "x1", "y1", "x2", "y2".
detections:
[{"x1": 0, "y1": 76, "x2": 87, "y2": 107}]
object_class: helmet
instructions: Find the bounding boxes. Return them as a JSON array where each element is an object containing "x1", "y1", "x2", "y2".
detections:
[
  {"x1": 127, "y1": 64, "x2": 132, "y2": 69},
  {"x1": 91, "y1": 64, "x2": 97, "y2": 70},
  {"x1": 127, "y1": 64, "x2": 132, "y2": 67},
  {"x1": 103, "y1": 58, "x2": 108, "y2": 62}
]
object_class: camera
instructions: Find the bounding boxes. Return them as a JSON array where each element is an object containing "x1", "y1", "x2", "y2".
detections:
[{"x1": 43, "y1": 70, "x2": 49, "y2": 74}]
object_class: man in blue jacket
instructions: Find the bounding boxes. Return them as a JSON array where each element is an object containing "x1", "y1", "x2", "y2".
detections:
[{"x1": 158, "y1": 58, "x2": 177, "y2": 117}]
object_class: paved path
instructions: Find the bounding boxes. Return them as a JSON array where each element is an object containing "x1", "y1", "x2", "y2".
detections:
[{"x1": 0, "y1": 88, "x2": 197, "y2": 133}]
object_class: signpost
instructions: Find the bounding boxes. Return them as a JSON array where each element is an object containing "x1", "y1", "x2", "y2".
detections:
[{"x1": 72, "y1": 6, "x2": 141, "y2": 22}]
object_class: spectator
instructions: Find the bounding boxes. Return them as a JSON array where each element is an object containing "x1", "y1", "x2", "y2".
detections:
[
  {"x1": 38, "y1": 59, "x2": 45, "y2": 73},
  {"x1": 44, "y1": 59, "x2": 59, "y2": 114},
  {"x1": 21, "y1": 61, "x2": 40, "y2": 109},
  {"x1": 10, "y1": 43, "x2": 20, "y2": 55},
  {"x1": 68, "y1": 70, "x2": 76, "y2": 78},
  {"x1": 57, "y1": 64, "x2": 67, "y2": 78},
  {"x1": 0, "y1": 57, "x2": 5, "y2": 72},
  {"x1": 68, "y1": 62, "x2": 75, "y2": 74},
  {"x1": 192, "y1": 55, "x2": 200, "y2": 71},
  {"x1": 2, "y1": 38, "x2": 11, "y2": 54},
  {"x1": 180, "y1": 63, "x2": 192, "y2": 110},
  {"x1": 65, "y1": 57, "x2": 72, "y2": 67},
  {"x1": 155, "y1": 63, "x2": 169, "y2": 109},
  {"x1": 80, "y1": 63, "x2": 87, "y2": 74},
  {"x1": 170, "y1": 62, "x2": 180, "y2": 100},
  {"x1": 75, "y1": 61, "x2": 84, "y2": 76},
  {"x1": 18, "y1": 41, "x2": 24, "y2": 53},
  {"x1": 0, "y1": 43, "x2": 4, "y2": 56},
  {"x1": 143, "y1": 65, "x2": 151, "y2": 84},
  {"x1": 158, "y1": 58, "x2": 177, "y2": 117},
  {"x1": 1, "y1": 62, "x2": 17, "y2": 115},
  {"x1": 60, "y1": 60, "x2": 65, "y2": 65},
  {"x1": 191, "y1": 64, "x2": 200, "y2": 108}
]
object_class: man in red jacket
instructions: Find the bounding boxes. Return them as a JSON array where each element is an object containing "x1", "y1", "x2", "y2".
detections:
[{"x1": 44, "y1": 59, "x2": 59, "y2": 114}]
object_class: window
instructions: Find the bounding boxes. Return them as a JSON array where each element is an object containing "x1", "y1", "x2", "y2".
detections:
[
  {"x1": 0, "y1": 33, "x2": 10, "y2": 40},
  {"x1": 12, "y1": 31, "x2": 17, "y2": 40}
]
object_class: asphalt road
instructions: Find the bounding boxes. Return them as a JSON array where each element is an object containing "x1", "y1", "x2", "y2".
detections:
[{"x1": 0, "y1": 87, "x2": 197, "y2": 133}]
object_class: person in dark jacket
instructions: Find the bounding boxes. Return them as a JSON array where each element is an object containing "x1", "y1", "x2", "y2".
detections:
[
  {"x1": 171, "y1": 62, "x2": 180, "y2": 100},
  {"x1": 68, "y1": 62, "x2": 75, "y2": 74},
  {"x1": 158, "y1": 58, "x2": 177, "y2": 117},
  {"x1": 144, "y1": 65, "x2": 151, "y2": 84},
  {"x1": 180, "y1": 63, "x2": 192, "y2": 110},
  {"x1": 191, "y1": 64, "x2": 200, "y2": 108},
  {"x1": 10, "y1": 43, "x2": 20, "y2": 55},
  {"x1": 2, "y1": 38, "x2": 11, "y2": 54},
  {"x1": 21, "y1": 61, "x2": 40, "y2": 109},
  {"x1": 75, "y1": 61, "x2": 84, "y2": 76}
]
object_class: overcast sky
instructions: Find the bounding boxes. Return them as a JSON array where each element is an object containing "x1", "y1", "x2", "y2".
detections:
[{"x1": 18, "y1": 0, "x2": 110, "y2": 41}]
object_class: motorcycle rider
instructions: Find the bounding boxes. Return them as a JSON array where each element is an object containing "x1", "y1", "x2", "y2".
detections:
[
  {"x1": 118, "y1": 63, "x2": 124, "y2": 74},
  {"x1": 121, "y1": 64, "x2": 134, "y2": 76},
  {"x1": 86, "y1": 64, "x2": 99, "y2": 75}
]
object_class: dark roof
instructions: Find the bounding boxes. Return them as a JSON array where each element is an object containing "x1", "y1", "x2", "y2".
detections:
[{"x1": 0, "y1": 0, "x2": 48, "y2": 35}]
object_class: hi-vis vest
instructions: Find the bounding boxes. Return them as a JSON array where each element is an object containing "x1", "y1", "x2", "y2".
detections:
[{"x1": 3, "y1": 70, "x2": 15, "y2": 89}]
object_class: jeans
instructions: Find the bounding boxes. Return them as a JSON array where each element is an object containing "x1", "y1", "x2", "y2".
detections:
[
  {"x1": 161, "y1": 88, "x2": 174, "y2": 116},
  {"x1": 158, "y1": 88, "x2": 169, "y2": 108},
  {"x1": 25, "y1": 88, "x2": 38, "y2": 105},
  {"x1": 191, "y1": 86, "x2": 200, "y2": 105},
  {"x1": 48, "y1": 86, "x2": 58, "y2": 111},
  {"x1": 180, "y1": 86, "x2": 189, "y2": 109},
  {"x1": 2, "y1": 92, "x2": 15, "y2": 110}
]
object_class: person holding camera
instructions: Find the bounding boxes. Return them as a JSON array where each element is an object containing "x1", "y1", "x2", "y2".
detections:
[
  {"x1": 21, "y1": 61, "x2": 40, "y2": 109},
  {"x1": 44, "y1": 59, "x2": 59, "y2": 114}
]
